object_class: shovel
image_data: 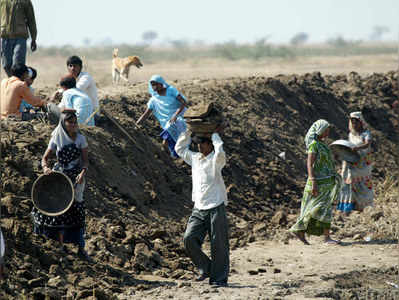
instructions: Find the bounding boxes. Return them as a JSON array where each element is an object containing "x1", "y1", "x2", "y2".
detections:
[{"x1": 101, "y1": 107, "x2": 144, "y2": 153}]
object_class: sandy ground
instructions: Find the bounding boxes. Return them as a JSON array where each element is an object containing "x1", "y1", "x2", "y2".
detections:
[
  {"x1": 26, "y1": 54, "x2": 398, "y2": 90},
  {"x1": 1, "y1": 55, "x2": 399, "y2": 299},
  {"x1": 119, "y1": 239, "x2": 398, "y2": 299}
]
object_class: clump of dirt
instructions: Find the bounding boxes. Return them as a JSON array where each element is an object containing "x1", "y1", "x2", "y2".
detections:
[
  {"x1": 315, "y1": 266, "x2": 399, "y2": 299},
  {"x1": 1, "y1": 70, "x2": 399, "y2": 298}
]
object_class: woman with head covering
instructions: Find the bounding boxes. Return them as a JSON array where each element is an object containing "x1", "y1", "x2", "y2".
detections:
[
  {"x1": 32, "y1": 110, "x2": 90, "y2": 259},
  {"x1": 337, "y1": 111, "x2": 373, "y2": 214},
  {"x1": 136, "y1": 75, "x2": 187, "y2": 158},
  {"x1": 290, "y1": 120, "x2": 341, "y2": 245}
]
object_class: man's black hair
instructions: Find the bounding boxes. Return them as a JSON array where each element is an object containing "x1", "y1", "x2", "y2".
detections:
[
  {"x1": 60, "y1": 76, "x2": 76, "y2": 89},
  {"x1": 28, "y1": 67, "x2": 37, "y2": 80},
  {"x1": 11, "y1": 64, "x2": 28, "y2": 79},
  {"x1": 192, "y1": 135, "x2": 212, "y2": 144},
  {"x1": 66, "y1": 55, "x2": 82, "y2": 67}
]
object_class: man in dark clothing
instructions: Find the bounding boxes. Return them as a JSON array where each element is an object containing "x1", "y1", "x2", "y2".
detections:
[{"x1": 0, "y1": 0, "x2": 37, "y2": 76}]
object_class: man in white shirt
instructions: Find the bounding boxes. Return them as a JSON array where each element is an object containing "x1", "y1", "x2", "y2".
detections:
[
  {"x1": 66, "y1": 56, "x2": 99, "y2": 114},
  {"x1": 175, "y1": 127, "x2": 229, "y2": 287}
]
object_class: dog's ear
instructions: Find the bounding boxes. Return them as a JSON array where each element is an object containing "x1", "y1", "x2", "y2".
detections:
[{"x1": 113, "y1": 48, "x2": 119, "y2": 57}]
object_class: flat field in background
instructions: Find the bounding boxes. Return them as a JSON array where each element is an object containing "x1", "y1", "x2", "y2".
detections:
[{"x1": 19, "y1": 42, "x2": 398, "y2": 90}]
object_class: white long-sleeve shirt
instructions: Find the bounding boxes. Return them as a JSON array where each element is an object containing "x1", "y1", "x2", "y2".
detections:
[
  {"x1": 76, "y1": 72, "x2": 99, "y2": 112},
  {"x1": 175, "y1": 131, "x2": 227, "y2": 210}
]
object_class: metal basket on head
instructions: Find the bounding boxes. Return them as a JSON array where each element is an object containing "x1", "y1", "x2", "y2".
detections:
[
  {"x1": 184, "y1": 102, "x2": 215, "y2": 119},
  {"x1": 185, "y1": 102, "x2": 223, "y2": 135},
  {"x1": 31, "y1": 171, "x2": 75, "y2": 216},
  {"x1": 186, "y1": 119, "x2": 220, "y2": 134}
]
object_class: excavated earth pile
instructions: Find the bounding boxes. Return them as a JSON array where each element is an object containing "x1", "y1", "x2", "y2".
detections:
[{"x1": 1, "y1": 71, "x2": 398, "y2": 298}]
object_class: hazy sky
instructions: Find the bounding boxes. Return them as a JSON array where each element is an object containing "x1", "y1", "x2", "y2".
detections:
[{"x1": 32, "y1": 0, "x2": 398, "y2": 46}]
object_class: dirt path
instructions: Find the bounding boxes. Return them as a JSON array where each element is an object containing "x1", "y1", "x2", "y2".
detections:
[{"x1": 118, "y1": 238, "x2": 398, "y2": 299}]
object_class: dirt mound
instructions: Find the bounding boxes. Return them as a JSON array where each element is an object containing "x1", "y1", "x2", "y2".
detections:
[{"x1": 1, "y1": 71, "x2": 399, "y2": 298}]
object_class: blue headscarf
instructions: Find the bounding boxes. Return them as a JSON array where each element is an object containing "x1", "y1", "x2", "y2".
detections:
[
  {"x1": 148, "y1": 75, "x2": 169, "y2": 96},
  {"x1": 304, "y1": 119, "x2": 330, "y2": 150}
]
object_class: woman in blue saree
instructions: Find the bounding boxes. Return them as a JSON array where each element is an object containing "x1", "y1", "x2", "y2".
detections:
[{"x1": 136, "y1": 75, "x2": 187, "y2": 158}]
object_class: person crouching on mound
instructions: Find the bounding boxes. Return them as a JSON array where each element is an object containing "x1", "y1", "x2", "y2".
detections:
[
  {"x1": 175, "y1": 125, "x2": 229, "y2": 287},
  {"x1": 136, "y1": 75, "x2": 188, "y2": 158}
]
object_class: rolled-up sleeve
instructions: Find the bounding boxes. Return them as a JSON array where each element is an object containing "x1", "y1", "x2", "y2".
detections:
[
  {"x1": 175, "y1": 130, "x2": 193, "y2": 166},
  {"x1": 211, "y1": 133, "x2": 226, "y2": 170}
]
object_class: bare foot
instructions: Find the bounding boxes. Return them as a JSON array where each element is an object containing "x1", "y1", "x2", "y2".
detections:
[
  {"x1": 291, "y1": 232, "x2": 310, "y2": 245},
  {"x1": 363, "y1": 234, "x2": 373, "y2": 242},
  {"x1": 324, "y1": 237, "x2": 341, "y2": 245}
]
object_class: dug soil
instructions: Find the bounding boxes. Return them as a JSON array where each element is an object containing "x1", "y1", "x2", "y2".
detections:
[{"x1": 1, "y1": 71, "x2": 399, "y2": 299}]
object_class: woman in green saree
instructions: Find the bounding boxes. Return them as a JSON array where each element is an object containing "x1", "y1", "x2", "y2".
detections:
[{"x1": 290, "y1": 119, "x2": 341, "y2": 245}]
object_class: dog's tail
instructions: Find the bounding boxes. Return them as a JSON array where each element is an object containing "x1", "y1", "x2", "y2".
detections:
[{"x1": 112, "y1": 48, "x2": 119, "y2": 58}]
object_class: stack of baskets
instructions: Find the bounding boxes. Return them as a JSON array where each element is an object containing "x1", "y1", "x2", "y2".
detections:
[{"x1": 185, "y1": 102, "x2": 223, "y2": 137}]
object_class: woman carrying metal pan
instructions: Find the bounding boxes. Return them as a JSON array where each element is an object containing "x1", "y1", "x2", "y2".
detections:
[
  {"x1": 31, "y1": 109, "x2": 90, "y2": 260},
  {"x1": 337, "y1": 112, "x2": 374, "y2": 215}
]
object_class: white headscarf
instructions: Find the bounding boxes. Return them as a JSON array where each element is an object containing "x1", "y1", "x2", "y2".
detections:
[
  {"x1": 50, "y1": 111, "x2": 77, "y2": 150},
  {"x1": 304, "y1": 119, "x2": 330, "y2": 150},
  {"x1": 349, "y1": 111, "x2": 368, "y2": 134}
]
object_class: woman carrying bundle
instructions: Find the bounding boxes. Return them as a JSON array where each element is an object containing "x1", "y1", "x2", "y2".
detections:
[
  {"x1": 32, "y1": 110, "x2": 90, "y2": 259},
  {"x1": 290, "y1": 119, "x2": 341, "y2": 245}
]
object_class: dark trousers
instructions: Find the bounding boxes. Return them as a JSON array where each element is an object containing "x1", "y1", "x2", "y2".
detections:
[
  {"x1": 20, "y1": 103, "x2": 60, "y2": 124},
  {"x1": 184, "y1": 203, "x2": 229, "y2": 283},
  {"x1": 1, "y1": 38, "x2": 27, "y2": 76}
]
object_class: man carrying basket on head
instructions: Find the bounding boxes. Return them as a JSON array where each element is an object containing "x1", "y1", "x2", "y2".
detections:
[
  {"x1": 31, "y1": 110, "x2": 90, "y2": 260},
  {"x1": 175, "y1": 123, "x2": 230, "y2": 287}
]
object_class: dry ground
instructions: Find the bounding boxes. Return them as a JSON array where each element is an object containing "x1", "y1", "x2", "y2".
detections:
[
  {"x1": 120, "y1": 240, "x2": 398, "y2": 299},
  {"x1": 26, "y1": 54, "x2": 397, "y2": 90},
  {"x1": 1, "y1": 55, "x2": 398, "y2": 299}
]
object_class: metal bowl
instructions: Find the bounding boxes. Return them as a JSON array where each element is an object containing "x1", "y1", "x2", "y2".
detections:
[
  {"x1": 184, "y1": 102, "x2": 214, "y2": 119},
  {"x1": 186, "y1": 119, "x2": 220, "y2": 133},
  {"x1": 330, "y1": 140, "x2": 360, "y2": 163},
  {"x1": 31, "y1": 171, "x2": 75, "y2": 216}
]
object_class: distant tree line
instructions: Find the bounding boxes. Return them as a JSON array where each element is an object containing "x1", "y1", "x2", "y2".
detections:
[{"x1": 34, "y1": 26, "x2": 395, "y2": 62}]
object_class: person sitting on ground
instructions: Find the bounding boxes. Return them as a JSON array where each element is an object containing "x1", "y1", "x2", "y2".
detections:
[
  {"x1": 136, "y1": 75, "x2": 188, "y2": 158},
  {"x1": 61, "y1": 56, "x2": 99, "y2": 115},
  {"x1": 19, "y1": 66, "x2": 37, "y2": 114},
  {"x1": 0, "y1": 63, "x2": 46, "y2": 120},
  {"x1": 175, "y1": 126, "x2": 230, "y2": 287},
  {"x1": 32, "y1": 110, "x2": 91, "y2": 260},
  {"x1": 289, "y1": 119, "x2": 341, "y2": 245},
  {"x1": 54, "y1": 74, "x2": 95, "y2": 126}
]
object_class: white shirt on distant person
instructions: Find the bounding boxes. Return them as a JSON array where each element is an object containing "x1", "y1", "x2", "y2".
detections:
[
  {"x1": 175, "y1": 130, "x2": 228, "y2": 210},
  {"x1": 76, "y1": 71, "x2": 99, "y2": 113}
]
